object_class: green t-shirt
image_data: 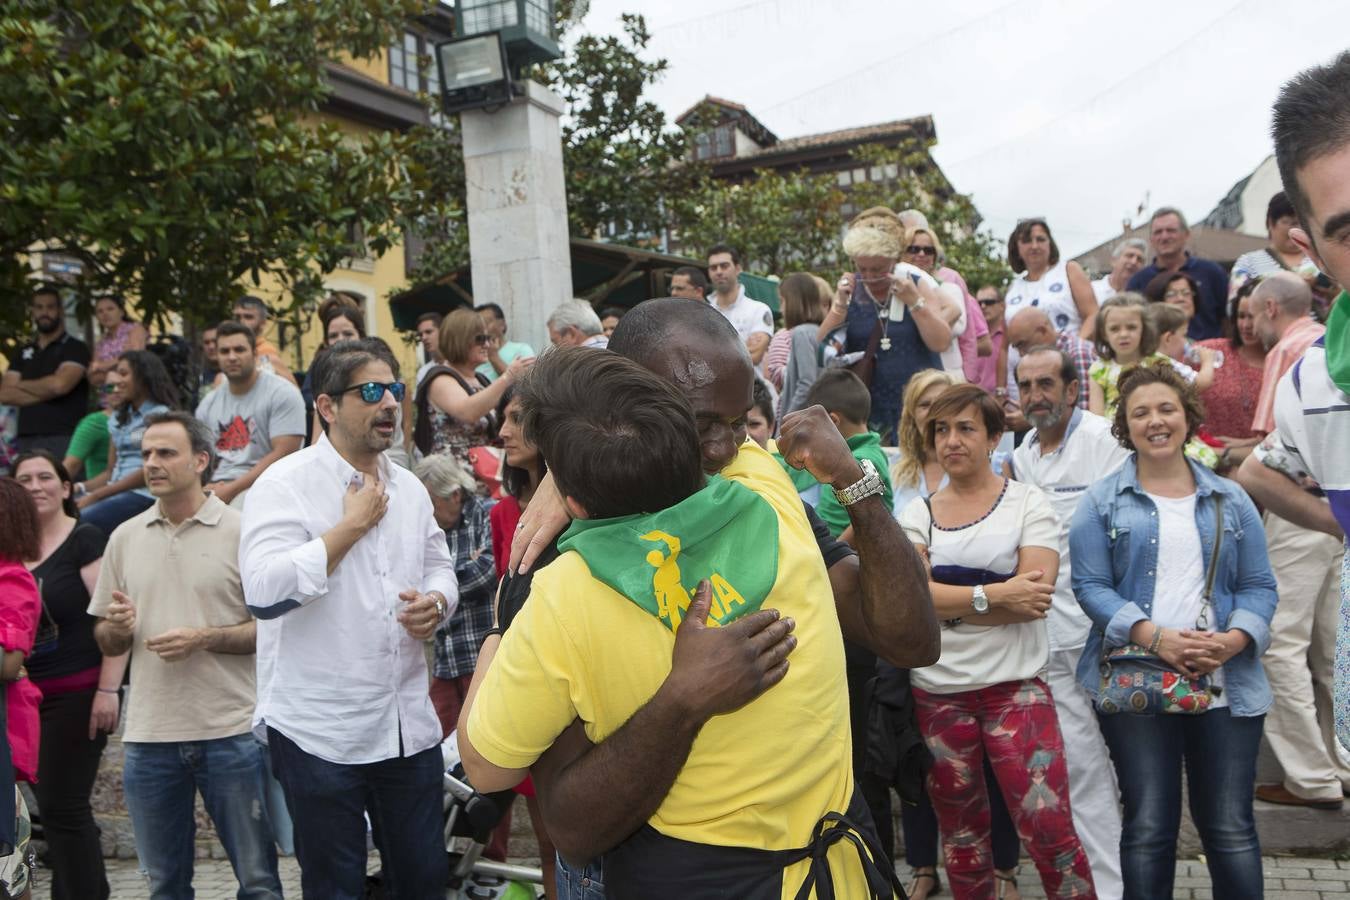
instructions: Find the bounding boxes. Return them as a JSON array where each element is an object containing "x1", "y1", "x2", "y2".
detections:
[
  {"x1": 813, "y1": 431, "x2": 894, "y2": 538},
  {"x1": 65, "y1": 411, "x2": 109, "y2": 479}
]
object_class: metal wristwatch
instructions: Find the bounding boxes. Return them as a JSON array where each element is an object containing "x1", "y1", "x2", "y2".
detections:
[
  {"x1": 832, "y1": 459, "x2": 884, "y2": 507},
  {"x1": 971, "y1": 584, "x2": 990, "y2": 615}
]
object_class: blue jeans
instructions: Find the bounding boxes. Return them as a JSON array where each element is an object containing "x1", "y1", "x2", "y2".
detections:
[
  {"x1": 556, "y1": 852, "x2": 605, "y2": 900},
  {"x1": 81, "y1": 491, "x2": 154, "y2": 536},
  {"x1": 1097, "y1": 708, "x2": 1264, "y2": 900},
  {"x1": 267, "y1": 727, "x2": 447, "y2": 900},
  {"x1": 122, "y1": 734, "x2": 282, "y2": 900}
]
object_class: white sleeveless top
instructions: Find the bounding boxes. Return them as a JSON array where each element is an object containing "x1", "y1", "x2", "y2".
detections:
[{"x1": 1004, "y1": 260, "x2": 1080, "y2": 335}]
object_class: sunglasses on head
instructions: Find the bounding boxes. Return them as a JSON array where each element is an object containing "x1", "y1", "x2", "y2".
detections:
[
  {"x1": 474, "y1": 333, "x2": 492, "y2": 346},
  {"x1": 905, "y1": 245, "x2": 936, "y2": 256},
  {"x1": 335, "y1": 381, "x2": 405, "y2": 403}
]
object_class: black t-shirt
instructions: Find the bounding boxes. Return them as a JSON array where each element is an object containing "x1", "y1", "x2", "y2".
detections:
[
  {"x1": 16, "y1": 333, "x2": 91, "y2": 438},
  {"x1": 28, "y1": 523, "x2": 107, "y2": 681},
  {"x1": 497, "y1": 500, "x2": 857, "y2": 635}
]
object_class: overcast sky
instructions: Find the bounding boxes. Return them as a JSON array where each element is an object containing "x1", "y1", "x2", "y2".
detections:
[{"x1": 574, "y1": 0, "x2": 1350, "y2": 257}]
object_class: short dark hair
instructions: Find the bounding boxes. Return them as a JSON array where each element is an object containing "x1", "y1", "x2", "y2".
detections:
[
  {"x1": 1143, "y1": 270, "x2": 1201, "y2": 306},
  {"x1": 609, "y1": 296, "x2": 743, "y2": 372},
  {"x1": 11, "y1": 450, "x2": 79, "y2": 518},
  {"x1": 516, "y1": 347, "x2": 704, "y2": 520},
  {"x1": 805, "y1": 368, "x2": 871, "y2": 425},
  {"x1": 415, "y1": 311, "x2": 444, "y2": 329},
  {"x1": 0, "y1": 478, "x2": 40, "y2": 563},
  {"x1": 975, "y1": 284, "x2": 1004, "y2": 300},
  {"x1": 600, "y1": 306, "x2": 626, "y2": 322},
  {"x1": 233, "y1": 295, "x2": 269, "y2": 318},
  {"x1": 475, "y1": 303, "x2": 505, "y2": 321},
  {"x1": 671, "y1": 266, "x2": 709, "y2": 291},
  {"x1": 312, "y1": 338, "x2": 400, "y2": 403},
  {"x1": 1266, "y1": 190, "x2": 1296, "y2": 226},
  {"x1": 215, "y1": 320, "x2": 255, "y2": 346},
  {"x1": 1007, "y1": 219, "x2": 1061, "y2": 271},
  {"x1": 1273, "y1": 52, "x2": 1350, "y2": 225},
  {"x1": 1111, "y1": 360, "x2": 1205, "y2": 449},
  {"x1": 144, "y1": 411, "x2": 218, "y2": 486},
  {"x1": 31, "y1": 283, "x2": 61, "y2": 304},
  {"x1": 1015, "y1": 345, "x2": 1078, "y2": 389},
  {"x1": 925, "y1": 383, "x2": 1005, "y2": 447},
  {"x1": 751, "y1": 379, "x2": 775, "y2": 429},
  {"x1": 706, "y1": 243, "x2": 741, "y2": 266}
]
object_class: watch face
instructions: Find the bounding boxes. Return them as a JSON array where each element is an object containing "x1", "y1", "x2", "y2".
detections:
[{"x1": 972, "y1": 588, "x2": 990, "y2": 613}]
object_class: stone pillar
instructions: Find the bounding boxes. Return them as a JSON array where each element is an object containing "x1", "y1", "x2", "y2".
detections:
[{"x1": 459, "y1": 81, "x2": 572, "y2": 355}]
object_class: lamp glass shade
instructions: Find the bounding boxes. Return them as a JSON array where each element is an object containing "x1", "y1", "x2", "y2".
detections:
[
  {"x1": 437, "y1": 33, "x2": 507, "y2": 91},
  {"x1": 458, "y1": 0, "x2": 519, "y2": 36}
]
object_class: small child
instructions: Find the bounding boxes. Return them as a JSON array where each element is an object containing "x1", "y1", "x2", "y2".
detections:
[
  {"x1": 747, "y1": 379, "x2": 775, "y2": 450},
  {"x1": 1088, "y1": 293, "x2": 1212, "y2": 418},
  {"x1": 798, "y1": 369, "x2": 894, "y2": 541},
  {"x1": 1152, "y1": 303, "x2": 1218, "y2": 389}
]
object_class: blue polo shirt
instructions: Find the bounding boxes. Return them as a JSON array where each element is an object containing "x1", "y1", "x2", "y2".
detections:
[{"x1": 1126, "y1": 252, "x2": 1230, "y2": 340}]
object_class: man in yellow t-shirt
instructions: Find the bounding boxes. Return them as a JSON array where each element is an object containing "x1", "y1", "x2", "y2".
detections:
[{"x1": 459, "y1": 347, "x2": 896, "y2": 898}]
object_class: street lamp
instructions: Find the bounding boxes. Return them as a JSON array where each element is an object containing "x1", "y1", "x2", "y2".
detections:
[{"x1": 435, "y1": 0, "x2": 561, "y2": 114}]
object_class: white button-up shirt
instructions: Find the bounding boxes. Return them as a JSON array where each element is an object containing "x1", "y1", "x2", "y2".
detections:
[
  {"x1": 239, "y1": 435, "x2": 457, "y2": 764},
  {"x1": 1011, "y1": 409, "x2": 1130, "y2": 651}
]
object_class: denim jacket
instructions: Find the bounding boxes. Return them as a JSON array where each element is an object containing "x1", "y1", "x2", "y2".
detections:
[{"x1": 1069, "y1": 455, "x2": 1278, "y2": 716}]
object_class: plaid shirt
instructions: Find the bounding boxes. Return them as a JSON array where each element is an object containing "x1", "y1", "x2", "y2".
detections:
[
  {"x1": 433, "y1": 495, "x2": 497, "y2": 679},
  {"x1": 1057, "y1": 330, "x2": 1097, "y2": 409}
]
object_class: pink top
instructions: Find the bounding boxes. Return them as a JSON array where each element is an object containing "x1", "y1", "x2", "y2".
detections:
[
  {"x1": 969, "y1": 324, "x2": 1007, "y2": 393},
  {"x1": 1252, "y1": 317, "x2": 1326, "y2": 434},
  {"x1": 764, "y1": 330, "x2": 793, "y2": 391},
  {"x1": 0, "y1": 562, "x2": 42, "y2": 782},
  {"x1": 94, "y1": 320, "x2": 140, "y2": 367},
  {"x1": 937, "y1": 267, "x2": 990, "y2": 381}
]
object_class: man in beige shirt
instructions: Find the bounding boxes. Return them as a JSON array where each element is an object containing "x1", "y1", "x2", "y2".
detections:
[{"x1": 89, "y1": 410, "x2": 282, "y2": 899}]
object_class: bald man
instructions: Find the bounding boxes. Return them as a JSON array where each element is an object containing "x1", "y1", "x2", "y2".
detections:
[{"x1": 1006, "y1": 307, "x2": 1097, "y2": 410}]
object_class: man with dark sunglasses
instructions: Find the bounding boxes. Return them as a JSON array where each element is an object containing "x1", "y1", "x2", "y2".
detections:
[
  {"x1": 194, "y1": 320, "x2": 305, "y2": 509},
  {"x1": 239, "y1": 338, "x2": 457, "y2": 899}
]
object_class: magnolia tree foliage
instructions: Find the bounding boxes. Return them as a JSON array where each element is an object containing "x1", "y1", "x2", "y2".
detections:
[{"x1": 0, "y1": 0, "x2": 459, "y2": 342}]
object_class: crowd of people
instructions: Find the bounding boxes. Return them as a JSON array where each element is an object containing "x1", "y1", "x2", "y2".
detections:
[{"x1": 1, "y1": 52, "x2": 1350, "y2": 900}]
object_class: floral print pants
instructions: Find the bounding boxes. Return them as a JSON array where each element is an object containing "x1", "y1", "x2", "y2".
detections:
[{"x1": 913, "y1": 678, "x2": 1096, "y2": 899}]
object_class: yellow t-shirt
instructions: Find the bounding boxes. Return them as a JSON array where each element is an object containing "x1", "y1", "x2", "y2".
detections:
[{"x1": 468, "y1": 441, "x2": 869, "y2": 897}]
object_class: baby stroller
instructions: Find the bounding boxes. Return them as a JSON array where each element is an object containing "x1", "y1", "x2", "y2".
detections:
[{"x1": 365, "y1": 732, "x2": 544, "y2": 899}]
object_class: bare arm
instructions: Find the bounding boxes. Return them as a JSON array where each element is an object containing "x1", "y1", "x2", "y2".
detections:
[
  {"x1": 745, "y1": 332, "x2": 770, "y2": 365},
  {"x1": 778, "y1": 406, "x2": 941, "y2": 668},
  {"x1": 0, "y1": 364, "x2": 84, "y2": 405},
  {"x1": 426, "y1": 369, "x2": 514, "y2": 425},
  {"x1": 1236, "y1": 453, "x2": 1343, "y2": 539},
  {"x1": 94, "y1": 619, "x2": 134, "y2": 657},
  {"x1": 145, "y1": 620, "x2": 256, "y2": 661},
  {"x1": 214, "y1": 435, "x2": 302, "y2": 502},
  {"x1": 516, "y1": 583, "x2": 796, "y2": 864},
  {"x1": 80, "y1": 464, "x2": 145, "y2": 506},
  {"x1": 907, "y1": 281, "x2": 954, "y2": 354},
  {"x1": 1088, "y1": 379, "x2": 1105, "y2": 416},
  {"x1": 977, "y1": 333, "x2": 993, "y2": 358},
  {"x1": 1066, "y1": 261, "x2": 1099, "y2": 337}
]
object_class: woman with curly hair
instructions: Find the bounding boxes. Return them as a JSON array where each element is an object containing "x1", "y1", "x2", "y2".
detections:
[
  {"x1": 74, "y1": 351, "x2": 178, "y2": 535},
  {"x1": 1070, "y1": 361, "x2": 1276, "y2": 898}
]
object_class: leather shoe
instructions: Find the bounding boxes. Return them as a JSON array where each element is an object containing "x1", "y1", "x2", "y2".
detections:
[{"x1": 1255, "y1": 783, "x2": 1343, "y2": 810}]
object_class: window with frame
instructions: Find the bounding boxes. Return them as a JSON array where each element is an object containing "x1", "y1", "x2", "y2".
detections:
[{"x1": 388, "y1": 30, "x2": 441, "y2": 95}]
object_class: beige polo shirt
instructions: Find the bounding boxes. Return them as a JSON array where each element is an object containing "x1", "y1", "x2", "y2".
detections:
[{"x1": 88, "y1": 494, "x2": 256, "y2": 742}]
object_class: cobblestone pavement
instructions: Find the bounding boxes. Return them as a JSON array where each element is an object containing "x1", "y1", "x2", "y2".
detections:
[{"x1": 26, "y1": 855, "x2": 1350, "y2": 899}]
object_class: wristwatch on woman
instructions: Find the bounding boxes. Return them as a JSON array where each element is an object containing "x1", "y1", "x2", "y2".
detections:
[
  {"x1": 832, "y1": 459, "x2": 884, "y2": 507},
  {"x1": 972, "y1": 584, "x2": 991, "y2": 615}
]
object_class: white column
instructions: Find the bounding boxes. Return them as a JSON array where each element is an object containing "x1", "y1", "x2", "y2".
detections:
[{"x1": 459, "y1": 81, "x2": 573, "y2": 355}]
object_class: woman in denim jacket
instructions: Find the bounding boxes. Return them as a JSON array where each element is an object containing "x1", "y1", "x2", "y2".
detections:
[{"x1": 1070, "y1": 362, "x2": 1277, "y2": 900}]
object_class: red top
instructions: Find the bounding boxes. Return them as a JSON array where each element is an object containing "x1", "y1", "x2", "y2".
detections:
[
  {"x1": 1, "y1": 562, "x2": 43, "y2": 782},
  {"x1": 1196, "y1": 338, "x2": 1265, "y2": 440},
  {"x1": 489, "y1": 496, "x2": 523, "y2": 580}
]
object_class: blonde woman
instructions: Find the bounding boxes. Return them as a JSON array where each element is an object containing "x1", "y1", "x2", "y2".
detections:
[
  {"x1": 901, "y1": 226, "x2": 971, "y2": 382},
  {"x1": 830, "y1": 208, "x2": 952, "y2": 442}
]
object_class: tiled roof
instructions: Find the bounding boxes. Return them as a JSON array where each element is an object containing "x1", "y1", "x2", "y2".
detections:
[{"x1": 734, "y1": 116, "x2": 933, "y2": 161}]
